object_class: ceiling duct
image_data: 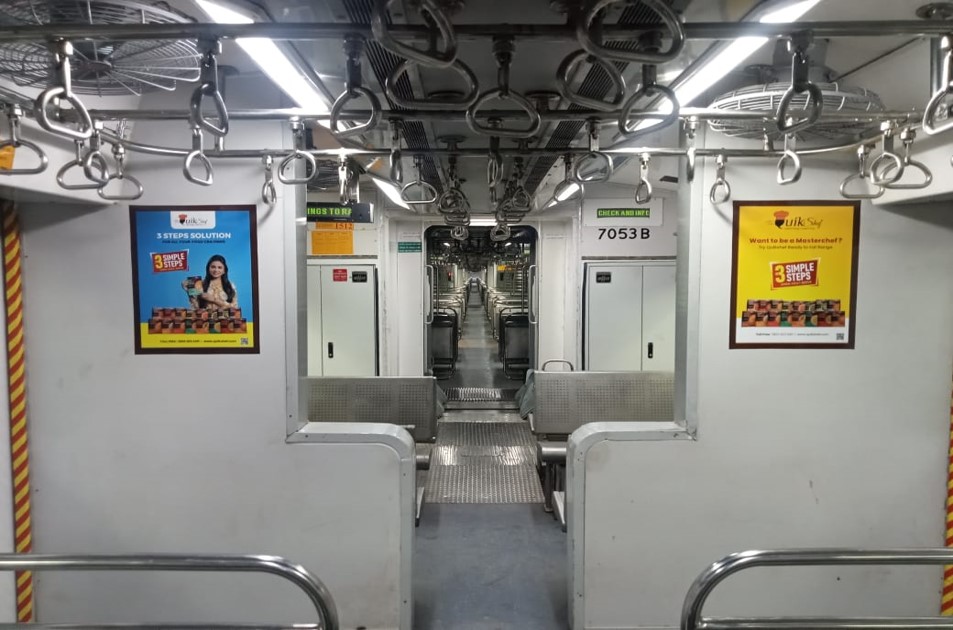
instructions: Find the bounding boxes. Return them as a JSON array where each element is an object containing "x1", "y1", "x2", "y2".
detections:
[
  {"x1": 0, "y1": 1, "x2": 201, "y2": 97},
  {"x1": 707, "y1": 40, "x2": 885, "y2": 142}
]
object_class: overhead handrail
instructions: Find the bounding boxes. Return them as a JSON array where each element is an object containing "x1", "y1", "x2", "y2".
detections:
[
  {"x1": 98, "y1": 141, "x2": 144, "y2": 201},
  {"x1": 886, "y1": 127, "x2": 932, "y2": 189},
  {"x1": 466, "y1": 37, "x2": 542, "y2": 139},
  {"x1": 709, "y1": 154, "x2": 731, "y2": 204},
  {"x1": 400, "y1": 154, "x2": 438, "y2": 205},
  {"x1": 386, "y1": 58, "x2": 479, "y2": 110},
  {"x1": 576, "y1": 0, "x2": 685, "y2": 65},
  {"x1": 776, "y1": 134, "x2": 802, "y2": 185},
  {"x1": 923, "y1": 34, "x2": 953, "y2": 135},
  {"x1": 57, "y1": 138, "x2": 109, "y2": 190},
  {"x1": 0, "y1": 104, "x2": 49, "y2": 176},
  {"x1": 868, "y1": 121, "x2": 905, "y2": 186},
  {"x1": 371, "y1": 0, "x2": 457, "y2": 68},
  {"x1": 0, "y1": 553, "x2": 338, "y2": 630},
  {"x1": 682, "y1": 548, "x2": 953, "y2": 630},
  {"x1": 776, "y1": 32, "x2": 824, "y2": 135},
  {"x1": 330, "y1": 36, "x2": 382, "y2": 139},
  {"x1": 278, "y1": 120, "x2": 317, "y2": 185},
  {"x1": 573, "y1": 120, "x2": 613, "y2": 183},
  {"x1": 189, "y1": 39, "x2": 229, "y2": 138},
  {"x1": 261, "y1": 155, "x2": 277, "y2": 206},
  {"x1": 635, "y1": 153, "x2": 652, "y2": 203},
  {"x1": 839, "y1": 144, "x2": 883, "y2": 200},
  {"x1": 556, "y1": 50, "x2": 626, "y2": 112},
  {"x1": 33, "y1": 40, "x2": 93, "y2": 141},
  {"x1": 619, "y1": 62, "x2": 680, "y2": 139}
]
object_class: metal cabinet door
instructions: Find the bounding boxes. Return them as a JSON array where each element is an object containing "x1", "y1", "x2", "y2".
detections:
[
  {"x1": 319, "y1": 265, "x2": 378, "y2": 376},
  {"x1": 641, "y1": 263, "x2": 677, "y2": 371},
  {"x1": 585, "y1": 264, "x2": 643, "y2": 371}
]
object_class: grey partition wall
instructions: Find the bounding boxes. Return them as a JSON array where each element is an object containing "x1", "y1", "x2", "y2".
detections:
[
  {"x1": 533, "y1": 371, "x2": 674, "y2": 435},
  {"x1": 305, "y1": 377, "x2": 439, "y2": 441}
]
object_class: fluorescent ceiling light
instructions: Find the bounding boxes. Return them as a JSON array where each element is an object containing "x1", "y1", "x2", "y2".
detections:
[
  {"x1": 629, "y1": 0, "x2": 822, "y2": 132},
  {"x1": 194, "y1": 0, "x2": 329, "y2": 114},
  {"x1": 556, "y1": 182, "x2": 581, "y2": 201},
  {"x1": 469, "y1": 217, "x2": 499, "y2": 226},
  {"x1": 373, "y1": 178, "x2": 411, "y2": 210}
]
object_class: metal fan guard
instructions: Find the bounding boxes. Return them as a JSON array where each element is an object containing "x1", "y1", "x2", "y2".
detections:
[
  {"x1": 707, "y1": 82, "x2": 885, "y2": 141},
  {"x1": 0, "y1": 0, "x2": 201, "y2": 97}
]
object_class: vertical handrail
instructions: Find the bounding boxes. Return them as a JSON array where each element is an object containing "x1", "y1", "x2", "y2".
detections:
[
  {"x1": 0, "y1": 553, "x2": 338, "y2": 630},
  {"x1": 681, "y1": 548, "x2": 953, "y2": 630},
  {"x1": 425, "y1": 265, "x2": 435, "y2": 324},
  {"x1": 527, "y1": 264, "x2": 538, "y2": 325}
]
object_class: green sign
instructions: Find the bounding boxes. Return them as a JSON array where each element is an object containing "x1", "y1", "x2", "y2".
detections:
[
  {"x1": 597, "y1": 208, "x2": 651, "y2": 218},
  {"x1": 398, "y1": 241, "x2": 422, "y2": 253},
  {"x1": 306, "y1": 202, "x2": 373, "y2": 223}
]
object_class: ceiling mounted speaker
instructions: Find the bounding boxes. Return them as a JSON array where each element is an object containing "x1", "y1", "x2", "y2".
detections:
[{"x1": 0, "y1": 0, "x2": 201, "y2": 97}]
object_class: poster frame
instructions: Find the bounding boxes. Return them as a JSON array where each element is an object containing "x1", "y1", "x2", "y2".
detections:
[
  {"x1": 129, "y1": 204, "x2": 261, "y2": 355},
  {"x1": 729, "y1": 199, "x2": 860, "y2": 350}
]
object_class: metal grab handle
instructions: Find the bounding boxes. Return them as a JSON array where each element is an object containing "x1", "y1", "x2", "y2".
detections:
[
  {"x1": 556, "y1": 50, "x2": 626, "y2": 112},
  {"x1": 776, "y1": 150, "x2": 802, "y2": 185},
  {"x1": 467, "y1": 89, "x2": 541, "y2": 138},
  {"x1": 401, "y1": 179, "x2": 438, "y2": 204},
  {"x1": 277, "y1": 150, "x2": 316, "y2": 185},
  {"x1": 57, "y1": 141, "x2": 108, "y2": 189},
  {"x1": 425, "y1": 265, "x2": 435, "y2": 324},
  {"x1": 183, "y1": 129, "x2": 214, "y2": 187},
  {"x1": 572, "y1": 151, "x2": 613, "y2": 183},
  {"x1": 840, "y1": 144, "x2": 883, "y2": 200},
  {"x1": 261, "y1": 155, "x2": 277, "y2": 205},
  {"x1": 577, "y1": 0, "x2": 685, "y2": 65},
  {"x1": 33, "y1": 41, "x2": 93, "y2": 141},
  {"x1": 0, "y1": 553, "x2": 338, "y2": 630},
  {"x1": 490, "y1": 223, "x2": 511, "y2": 242},
  {"x1": 330, "y1": 86, "x2": 382, "y2": 139},
  {"x1": 709, "y1": 155, "x2": 731, "y2": 204},
  {"x1": 190, "y1": 40, "x2": 229, "y2": 137},
  {"x1": 371, "y1": 0, "x2": 457, "y2": 68},
  {"x1": 923, "y1": 34, "x2": 953, "y2": 135},
  {"x1": 776, "y1": 36, "x2": 823, "y2": 134},
  {"x1": 451, "y1": 225, "x2": 469, "y2": 241},
  {"x1": 542, "y1": 359, "x2": 574, "y2": 371},
  {"x1": 487, "y1": 151, "x2": 503, "y2": 187},
  {"x1": 0, "y1": 104, "x2": 49, "y2": 176},
  {"x1": 618, "y1": 81, "x2": 680, "y2": 139},
  {"x1": 868, "y1": 151, "x2": 904, "y2": 186},
  {"x1": 635, "y1": 154, "x2": 652, "y2": 203},
  {"x1": 528, "y1": 264, "x2": 538, "y2": 325},
  {"x1": 884, "y1": 127, "x2": 932, "y2": 189},
  {"x1": 682, "y1": 548, "x2": 953, "y2": 630},
  {"x1": 98, "y1": 173, "x2": 144, "y2": 201},
  {"x1": 386, "y1": 59, "x2": 479, "y2": 110},
  {"x1": 437, "y1": 187, "x2": 468, "y2": 213}
]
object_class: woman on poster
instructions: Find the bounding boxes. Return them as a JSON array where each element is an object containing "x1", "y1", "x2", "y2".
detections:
[{"x1": 183, "y1": 254, "x2": 239, "y2": 309}]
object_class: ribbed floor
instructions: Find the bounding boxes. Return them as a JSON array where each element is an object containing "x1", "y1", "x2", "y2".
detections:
[
  {"x1": 426, "y1": 421, "x2": 543, "y2": 504},
  {"x1": 445, "y1": 387, "x2": 520, "y2": 402}
]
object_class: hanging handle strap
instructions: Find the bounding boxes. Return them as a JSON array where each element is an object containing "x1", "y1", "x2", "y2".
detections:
[
  {"x1": 923, "y1": 34, "x2": 953, "y2": 135},
  {"x1": 34, "y1": 40, "x2": 93, "y2": 141},
  {"x1": 868, "y1": 122, "x2": 905, "y2": 186},
  {"x1": 261, "y1": 155, "x2": 277, "y2": 206},
  {"x1": 386, "y1": 58, "x2": 479, "y2": 110},
  {"x1": 278, "y1": 121, "x2": 317, "y2": 185},
  {"x1": 98, "y1": 142, "x2": 144, "y2": 201},
  {"x1": 618, "y1": 62, "x2": 680, "y2": 139},
  {"x1": 576, "y1": 0, "x2": 685, "y2": 65},
  {"x1": 466, "y1": 37, "x2": 541, "y2": 139},
  {"x1": 776, "y1": 135, "x2": 802, "y2": 185},
  {"x1": 0, "y1": 104, "x2": 49, "y2": 176},
  {"x1": 183, "y1": 128, "x2": 214, "y2": 186},
  {"x1": 401, "y1": 155, "x2": 438, "y2": 205},
  {"x1": 189, "y1": 40, "x2": 229, "y2": 138},
  {"x1": 57, "y1": 139, "x2": 109, "y2": 189},
  {"x1": 635, "y1": 154, "x2": 653, "y2": 204},
  {"x1": 709, "y1": 155, "x2": 731, "y2": 204},
  {"x1": 839, "y1": 144, "x2": 884, "y2": 200},
  {"x1": 572, "y1": 121, "x2": 613, "y2": 183},
  {"x1": 556, "y1": 50, "x2": 626, "y2": 112},
  {"x1": 885, "y1": 128, "x2": 933, "y2": 190},
  {"x1": 776, "y1": 33, "x2": 824, "y2": 135},
  {"x1": 330, "y1": 36, "x2": 382, "y2": 139},
  {"x1": 371, "y1": 0, "x2": 457, "y2": 68}
]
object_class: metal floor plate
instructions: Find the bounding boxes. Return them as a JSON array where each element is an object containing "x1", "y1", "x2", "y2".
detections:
[
  {"x1": 425, "y1": 422, "x2": 544, "y2": 504},
  {"x1": 445, "y1": 387, "x2": 519, "y2": 402}
]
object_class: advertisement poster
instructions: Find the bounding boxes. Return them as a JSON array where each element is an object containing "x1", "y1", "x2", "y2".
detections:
[
  {"x1": 130, "y1": 205, "x2": 260, "y2": 354},
  {"x1": 730, "y1": 201, "x2": 860, "y2": 349}
]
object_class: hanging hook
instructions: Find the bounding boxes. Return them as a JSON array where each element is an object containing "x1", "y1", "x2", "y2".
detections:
[
  {"x1": 709, "y1": 155, "x2": 731, "y2": 204},
  {"x1": 261, "y1": 155, "x2": 277, "y2": 206},
  {"x1": 635, "y1": 154, "x2": 653, "y2": 204}
]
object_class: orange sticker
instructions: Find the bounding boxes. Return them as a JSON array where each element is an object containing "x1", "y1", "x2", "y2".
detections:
[{"x1": 0, "y1": 146, "x2": 14, "y2": 171}]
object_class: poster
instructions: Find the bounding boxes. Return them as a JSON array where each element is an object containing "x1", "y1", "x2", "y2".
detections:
[
  {"x1": 130, "y1": 205, "x2": 260, "y2": 354},
  {"x1": 730, "y1": 201, "x2": 859, "y2": 349}
]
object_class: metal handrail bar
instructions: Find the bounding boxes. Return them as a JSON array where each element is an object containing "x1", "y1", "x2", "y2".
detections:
[
  {"x1": 682, "y1": 549, "x2": 953, "y2": 630},
  {"x1": 79, "y1": 107, "x2": 921, "y2": 124},
  {"x1": 0, "y1": 21, "x2": 952, "y2": 43},
  {"x1": 0, "y1": 554, "x2": 338, "y2": 630},
  {"x1": 98, "y1": 130, "x2": 884, "y2": 161}
]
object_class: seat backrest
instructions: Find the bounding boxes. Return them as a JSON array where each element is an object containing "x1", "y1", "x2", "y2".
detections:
[
  {"x1": 304, "y1": 376, "x2": 438, "y2": 441},
  {"x1": 533, "y1": 371, "x2": 675, "y2": 435}
]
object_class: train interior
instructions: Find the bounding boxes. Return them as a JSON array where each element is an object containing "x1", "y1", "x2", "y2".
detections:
[{"x1": 0, "y1": 0, "x2": 952, "y2": 629}]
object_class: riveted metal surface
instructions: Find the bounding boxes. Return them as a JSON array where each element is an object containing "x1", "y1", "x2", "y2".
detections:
[
  {"x1": 306, "y1": 376, "x2": 438, "y2": 441},
  {"x1": 533, "y1": 371, "x2": 674, "y2": 435},
  {"x1": 426, "y1": 422, "x2": 543, "y2": 503}
]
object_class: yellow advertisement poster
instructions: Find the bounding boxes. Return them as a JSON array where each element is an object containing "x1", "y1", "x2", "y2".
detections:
[{"x1": 730, "y1": 201, "x2": 860, "y2": 349}]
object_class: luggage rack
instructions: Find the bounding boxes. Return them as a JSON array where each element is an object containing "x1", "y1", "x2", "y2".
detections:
[{"x1": 0, "y1": 553, "x2": 338, "y2": 629}]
